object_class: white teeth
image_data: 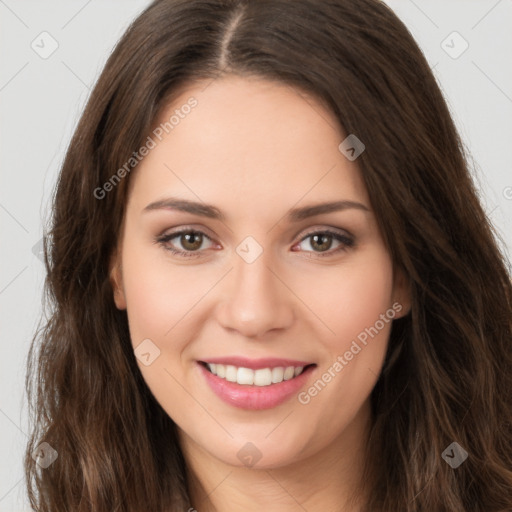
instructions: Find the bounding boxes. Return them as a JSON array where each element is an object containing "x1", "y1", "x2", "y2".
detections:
[
  {"x1": 215, "y1": 364, "x2": 225, "y2": 378},
  {"x1": 205, "y1": 363, "x2": 307, "y2": 386},
  {"x1": 254, "y1": 368, "x2": 272, "y2": 386},
  {"x1": 237, "y1": 367, "x2": 254, "y2": 385},
  {"x1": 283, "y1": 366, "x2": 295, "y2": 380},
  {"x1": 271, "y1": 367, "x2": 284, "y2": 383},
  {"x1": 225, "y1": 365, "x2": 237, "y2": 382}
]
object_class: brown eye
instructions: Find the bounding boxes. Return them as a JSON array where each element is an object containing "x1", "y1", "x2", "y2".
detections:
[
  {"x1": 309, "y1": 234, "x2": 333, "y2": 252},
  {"x1": 156, "y1": 229, "x2": 214, "y2": 258},
  {"x1": 180, "y1": 232, "x2": 203, "y2": 251},
  {"x1": 293, "y1": 229, "x2": 355, "y2": 257}
]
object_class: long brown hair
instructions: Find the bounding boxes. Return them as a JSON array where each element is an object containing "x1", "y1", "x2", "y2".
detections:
[{"x1": 24, "y1": 0, "x2": 512, "y2": 510}]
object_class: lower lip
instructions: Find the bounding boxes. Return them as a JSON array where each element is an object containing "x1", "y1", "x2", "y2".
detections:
[{"x1": 197, "y1": 362, "x2": 316, "y2": 410}]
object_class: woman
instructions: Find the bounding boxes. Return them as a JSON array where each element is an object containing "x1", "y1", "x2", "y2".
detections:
[{"x1": 24, "y1": 0, "x2": 512, "y2": 510}]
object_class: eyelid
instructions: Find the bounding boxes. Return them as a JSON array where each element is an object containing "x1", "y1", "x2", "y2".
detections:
[
  {"x1": 295, "y1": 225, "x2": 353, "y2": 241},
  {"x1": 156, "y1": 226, "x2": 218, "y2": 253},
  {"x1": 157, "y1": 224, "x2": 217, "y2": 243}
]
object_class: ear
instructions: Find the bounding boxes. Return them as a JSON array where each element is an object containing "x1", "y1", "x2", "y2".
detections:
[
  {"x1": 391, "y1": 265, "x2": 411, "y2": 319},
  {"x1": 109, "y1": 249, "x2": 127, "y2": 310}
]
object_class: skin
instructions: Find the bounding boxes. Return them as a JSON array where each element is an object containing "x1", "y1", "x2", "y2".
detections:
[{"x1": 110, "y1": 75, "x2": 411, "y2": 512}]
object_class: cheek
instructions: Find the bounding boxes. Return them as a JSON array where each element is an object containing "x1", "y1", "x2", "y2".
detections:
[
  {"x1": 292, "y1": 250, "x2": 394, "y2": 408},
  {"x1": 120, "y1": 241, "x2": 199, "y2": 347},
  {"x1": 293, "y1": 250, "x2": 395, "y2": 344},
  {"x1": 296, "y1": 251, "x2": 394, "y2": 421}
]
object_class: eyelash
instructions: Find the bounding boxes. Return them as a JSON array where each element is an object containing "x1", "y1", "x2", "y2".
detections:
[{"x1": 154, "y1": 227, "x2": 355, "y2": 259}]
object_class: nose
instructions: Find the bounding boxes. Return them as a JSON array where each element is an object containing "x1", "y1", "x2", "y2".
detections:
[{"x1": 214, "y1": 249, "x2": 295, "y2": 339}]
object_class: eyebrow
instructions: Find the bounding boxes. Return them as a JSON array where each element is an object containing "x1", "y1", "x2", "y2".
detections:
[{"x1": 143, "y1": 197, "x2": 370, "y2": 222}]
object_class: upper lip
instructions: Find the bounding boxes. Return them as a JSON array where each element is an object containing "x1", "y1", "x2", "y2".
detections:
[{"x1": 199, "y1": 356, "x2": 315, "y2": 370}]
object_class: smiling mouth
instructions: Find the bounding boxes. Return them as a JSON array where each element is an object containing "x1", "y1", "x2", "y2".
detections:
[{"x1": 199, "y1": 361, "x2": 316, "y2": 387}]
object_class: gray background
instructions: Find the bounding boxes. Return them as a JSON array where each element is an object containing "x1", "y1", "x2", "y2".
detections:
[{"x1": 1, "y1": 1, "x2": 511, "y2": 510}]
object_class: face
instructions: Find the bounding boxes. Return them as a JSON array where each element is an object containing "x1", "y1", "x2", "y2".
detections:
[{"x1": 111, "y1": 75, "x2": 410, "y2": 469}]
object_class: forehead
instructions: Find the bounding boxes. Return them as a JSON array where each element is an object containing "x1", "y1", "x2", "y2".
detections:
[{"x1": 128, "y1": 75, "x2": 370, "y2": 217}]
